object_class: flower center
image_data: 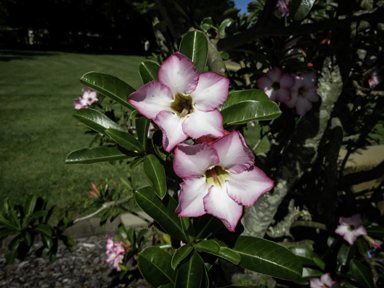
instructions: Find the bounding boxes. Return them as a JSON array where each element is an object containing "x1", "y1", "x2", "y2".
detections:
[
  {"x1": 298, "y1": 85, "x2": 308, "y2": 97},
  {"x1": 170, "y1": 93, "x2": 194, "y2": 117},
  {"x1": 347, "y1": 224, "x2": 355, "y2": 231},
  {"x1": 271, "y1": 81, "x2": 281, "y2": 91},
  {"x1": 205, "y1": 166, "x2": 228, "y2": 187}
]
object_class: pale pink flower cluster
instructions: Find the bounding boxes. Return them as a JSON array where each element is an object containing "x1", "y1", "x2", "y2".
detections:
[
  {"x1": 310, "y1": 273, "x2": 340, "y2": 288},
  {"x1": 105, "y1": 237, "x2": 126, "y2": 271},
  {"x1": 74, "y1": 88, "x2": 98, "y2": 110},
  {"x1": 257, "y1": 67, "x2": 319, "y2": 116},
  {"x1": 277, "y1": 0, "x2": 291, "y2": 17},
  {"x1": 129, "y1": 52, "x2": 274, "y2": 231}
]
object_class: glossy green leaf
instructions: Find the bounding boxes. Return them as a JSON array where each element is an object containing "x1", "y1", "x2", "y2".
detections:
[
  {"x1": 200, "y1": 17, "x2": 214, "y2": 33},
  {"x1": 130, "y1": 157, "x2": 144, "y2": 169},
  {"x1": 218, "y1": 18, "x2": 234, "y2": 39},
  {"x1": 0, "y1": 227, "x2": 18, "y2": 238},
  {"x1": 65, "y1": 147, "x2": 136, "y2": 164},
  {"x1": 221, "y1": 100, "x2": 282, "y2": 125},
  {"x1": 144, "y1": 155, "x2": 167, "y2": 199},
  {"x1": 194, "y1": 214, "x2": 224, "y2": 240},
  {"x1": 195, "y1": 239, "x2": 220, "y2": 254},
  {"x1": 288, "y1": 246, "x2": 321, "y2": 267},
  {"x1": 136, "y1": 118, "x2": 151, "y2": 151},
  {"x1": 219, "y1": 247, "x2": 241, "y2": 265},
  {"x1": 175, "y1": 250, "x2": 205, "y2": 288},
  {"x1": 105, "y1": 128, "x2": 144, "y2": 153},
  {"x1": 312, "y1": 257, "x2": 325, "y2": 271},
  {"x1": 290, "y1": 0, "x2": 316, "y2": 21},
  {"x1": 134, "y1": 187, "x2": 188, "y2": 242},
  {"x1": 34, "y1": 224, "x2": 53, "y2": 237},
  {"x1": 366, "y1": 225, "x2": 384, "y2": 237},
  {"x1": 118, "y1": 224, "x2": 129, "y2": 239},
  {"x1": 179, "y1": 31, "x2": 208, "y2": 74},
  {"x1": 138, "y1": 246, "x2": 175, "y2": 287},
  {"x1": 300, "y1": 267, "x2": 323, "y2": 280},
  {"x1": 349, "y1": 260, "x2": 374, "y2": 288},
  {"x1": 231, "y1": 236, "x2": 302, "y2": 281},
  {"x1": 337, "y1": 243, "x2": 356, "y2": 270},
  {"x1": 73, "y1": 108, "x2": 124, "y2": 135},
  {"x1": 220, "y1": 89, "x2": 269, "y2": 111},
  {"x1": 171, "y1": 245, "x2": 193, "y2": 270},
  {"x1": 180, "y1": 216, "x2": 194, "y2": 242},
  {"x1": 139, "y1": 61, "x2": 160, "y2": 84},
  {"x1": 80, "y1": 72, "x2": 135, "y2": 110},
  {"x1": 23, "y1": 194, "x2": 37, "y2": 217},
  {"x1": 356, "y1": 237, "x2": 369, "y2": 257}
]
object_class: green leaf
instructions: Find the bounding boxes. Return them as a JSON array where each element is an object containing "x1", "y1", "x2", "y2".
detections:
[
  {"x1": 220, "y1": 89, "x2": 269, "y2": 111},
  {"x1": 349, "y1": 260, "x2": 374, "y2": 288},
  {"x1": 200, "y1": 17, "x2": 214, "y2": 33},
  {"x1": 80, "y1": 72, "x2": 136, "y2": 110},
  {"x1": 175, "y1": 250, "x2": 205, "y2": 288},
  {"x1": 179, "y1": 31, "x2": 208, "y2": 74},
  {"x1": 356, "y1": 237, "x2": 370, "y2": 257},
  {"x1": 151, "y1": 130, "x2": 167, "y2": 161},
  {"x1": 290, "y1": 0, "x2": 316, "y2": 21},
  {"x1": 130, "y1": 157, "x2": 144, "y2": 169},
  {"x1": 300, "y1": 267, "x2": 323, "y2": 280},
  {"x1": 312, "y1": 257, "x2": 326, "y2": 271},
  {"x1": 0, "y1": 227, "x2": 18, "y2": 238},
  {"x1": 366, "y1": 225, "x2": 384, "y2": 237},
  {"x1": 138, "y1": 246, "x2": 175, "y2": 287},
  {"x1": 139, "y1": 61, "x2": 160, "y2": 84},
  {"x1": 0, "y1": 214, "x2": 20, "y2": 230},
  {"x1": 194, "y1": 214, "x2": 224, "y2": 240},
  {"x1": 105, "y1": 128, "x2": 144, "y2": 153},
  {"x1": 194, "y1": 239, "x2": 220, "y2": 254},
  {"x1": 171, "y1": 245, "x2": 193, "y2": 270},
  {"x1": 143, "y1": 155, "x2": 167, "y2": 200},
  {"x1": 221, "y1": 100, "x2": 282, "y2": 125},
  {"x1": 73, "y1": 108, "x2": 125, "y2": 135},
  {"x1": 288, "y1": 246, "x2": 321, "y2": 267},
  {"x1": 23, "y1": 194, "x2": 37, "y2": 217},
  {"x1": 219, "y1": 247, "x2": 241, "y2": 265},
  {"x1": 34, "y1": 224, "x2": 53, "y2": 237},
  {"x1": 134, "y1": 187, "x2": 188, "y2": 242},
  {"x1": 136, "y1": 118, "x2": 151, "y2": 151},
  {"x1": 5, "y1": 246, "x2": 19, "y2": 264},
  {"x1": 218, "y1": 18, "x2": 234, "y2": 39},
  {"x1": 65, "y1": 146, "x2": 136, "y2": 164},
  {"x1": 118, "y1": 223, "x2": 129, "y2": 239},
  {"x1": 337, "y1": 243, "x2": 356, "y2": 270},
  {"x1": 231, "y1": 236, "x2": 302, "y2": 281}
]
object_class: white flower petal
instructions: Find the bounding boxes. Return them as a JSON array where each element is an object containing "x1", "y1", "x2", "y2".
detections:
[
  {"x1": 227, "y1": 166, "x2": 273, "y2": 206},
  {"x1": 309, "y1": 278, "x2": 323, "y2": 288},
  {"x1": 176, "y1": 177, "x2": 209, "y2": 217},
  {"x1": 174, "y1": 143, "x2": 219, "y2": 179},
  {"x1": 212, "y1": 131, "x2": 254, "y2": 174},
  {"x1": 158, "y1": 52, "x2": 198, "y2": 95},
  {"x1": 191, "y1": 72, "x2": 229, "y2": 111},
  {"x1": 203, "y1": 184, "x2": 243, "y2": 232},
  {"x1": 182, "y1": 108, "x2": 225, "y2": 139},
  {"x1": 343, "y1": 231, "x2": 357, "y2": 245},
  {"x1": 155, "y1": 110, "x2": 188, "y2": 152},
  {"x1": 129, "y1": 81, "x2": 173, "y2": 120}
]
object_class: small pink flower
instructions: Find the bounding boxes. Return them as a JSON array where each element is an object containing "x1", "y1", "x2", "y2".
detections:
[
  {"x1": 105, "y1": 237, "x2": 126, "y2": 271},
  {"x1": 88, "y1": 182, "x2": 99, "y2": 198},
  {"x1": 173, "y1": 131, "x2": 274, "y2": 232},
  {"x1": 257, "y1": 67, "x2": 295, "y2": 102},
  {"x1": 310, "y1": 273, "x2": 340, "y2": 288},
  {"x1": 129, "y1": 52, "x2": 229, "y2": 152},
  {"x1": 277, "y1": 0, "x2": 291, "y2": 16},
  {"x1": 366, "y1": 68, "x2": 382, "y2": 88},
  {"x1": 74, "y1": 96, "x2": 88, "y2": 110},
  {"x1": 82, "y1": 88, "x2": 98, "y2": 105},
  {"x1": 283, "y1": 72, "x2": 319, "y2": 116},
  {"x1": 335, "y1": 214, "x2": 367, "y2": 245}
]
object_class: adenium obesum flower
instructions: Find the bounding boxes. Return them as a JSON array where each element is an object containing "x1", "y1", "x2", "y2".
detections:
[
  {"x1": 129, "y1": 52, "x2": 229, "y2": 152},
  {"x1": 257, "y1": 67, "x2": 295, "y2": 102},
  {"x1": 366, "y1": 68, "x2": 382, "y2": 88},
  {"x1": 88, "y1": 182, "x2": 99, "y2": 198},
  {"x1": 335, "y1": 214, "x2": 367, "y2": 245},
  {"x1": 74, "y1": 88, "x2": 98, "y2": 110},
  {"x1": 105, "y1": 237, "x2": 127, "y2": 271},
  {"x1": 283, "y1": 72, "x2": 319, "y2": 116},
  {"x1": 277, "y1": 0, "x2": 291, "y2": 17},
  {"x1": 310, "y1": 273, "x2": 341, "y2": 288},
  {"x1": 173, "y1": 131, "x2": 274, "y2": 231}
]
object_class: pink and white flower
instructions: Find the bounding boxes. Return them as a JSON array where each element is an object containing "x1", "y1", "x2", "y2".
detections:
[
  {"x1": 335, "y1": 214, "x2": 367, "y2": 245},
  {"x1": 129, "y1": 52, "x2": 229, "y2": 152},
  {"x1": 283, "y1": 72, "x2": 319, "y2": 116},
  {"x1": 310, "y1": 273, "x2": 341, "y2": 288},
  {"x1": 105, "y1": 237, "x2": 126, "y2": 271},
  {"x1": 366, "y1": 68, "x2": 382, "y2": 88},
  {"x1": 173, "y1": 131, "x2": 274, "y2": 231},
  {"x1": 74, "y1": 96, "x2": 88, "y2": 110},
  {"x1": 88, "y1": 182, "x2": 99, "y2": 198},
  {"x1": 277, "y1": 0, "x2": 291, "y2": 17},
  {"x1": 257, "y1": 67, "x2": 295, "y2": 102},
  {"x1": 82, "y1": 88, "x2": 98, "y2": 105}
]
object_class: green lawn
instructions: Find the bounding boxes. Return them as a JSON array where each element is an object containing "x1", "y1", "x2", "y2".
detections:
[{"x1": 0, "y1": 50, "x2": 149, "y2": 219}]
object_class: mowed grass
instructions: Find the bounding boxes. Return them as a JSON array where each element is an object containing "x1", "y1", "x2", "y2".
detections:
[{"x1": 0, "y1": 50, "x2": 149, "y2": 219}]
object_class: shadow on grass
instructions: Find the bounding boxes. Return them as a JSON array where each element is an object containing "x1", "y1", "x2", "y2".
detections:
[{"x1": 0, "y1": 50, "x2": 55, "y2": 61}]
